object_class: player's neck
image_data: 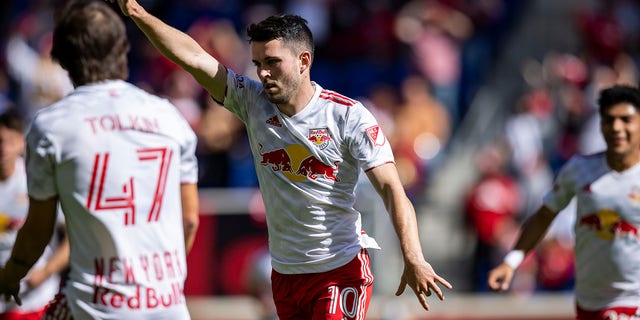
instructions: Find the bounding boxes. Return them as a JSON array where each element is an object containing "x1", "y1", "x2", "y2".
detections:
[
  {"x1": 606, "y1": 151, "x2": 640, "y2": 172},
  {"x1": 0, "y1": 164, "x2": 15, "y2": 182},
  {"x1": 277, "y1": 81, "x2": 316, "y2": 117}
]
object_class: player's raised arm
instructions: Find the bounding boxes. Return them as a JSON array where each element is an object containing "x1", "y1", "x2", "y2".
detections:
[{"x1": 109, "y1": 0, "x2": 227, "y2": 102}]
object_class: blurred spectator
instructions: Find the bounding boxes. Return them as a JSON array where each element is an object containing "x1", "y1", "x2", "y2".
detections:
[
  {"x1": 504, "y1": 90, "x2": 554, "y2": 219},
  {"x1": 395, "y1": 0, "x2": 473, "y2": 126},
  {"x1": 464, "y1": 141, "x2": 524, "y2": 292},
  {"x1": 5, "y1": 13, "x2": 72, "y2": 122},
  {"x1": 390, "y1": 75, "x2": 451, "y2": 197}
]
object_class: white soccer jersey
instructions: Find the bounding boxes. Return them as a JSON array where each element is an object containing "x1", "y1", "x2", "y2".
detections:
[
  {"x1": 0, "y1": 158, "x2": 60, "y2": 314},
  {"x1": 543, "y1": 153, "x2": 640, "y2": 310},
  {"x1": 26, "y1": 80, "x2": 198, "y2": 319},
  {"x1": 223, "y1": 69, "x2": 393, "y2": 274}
]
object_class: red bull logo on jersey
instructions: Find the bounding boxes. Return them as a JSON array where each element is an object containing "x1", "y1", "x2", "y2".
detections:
[
  {"x1": 259, "y1": 144, "x2": 340, "y2": 182},
  {"x1": 579, "y1": 209, "x2": 639, "y2": 240},
  {"x1": 308, "y1": 128, "x2": 331, "y2": 150},
  {"x1": 628, "y1": 186, "x2": 640, "y2": 206}
]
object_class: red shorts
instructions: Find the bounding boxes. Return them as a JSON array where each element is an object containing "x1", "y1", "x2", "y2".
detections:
[
  {"x1": 576, "y1": 304, "x2": 640, "y2": 320},
  {"x1": 42, "y1": 293, "x2": 73, "y2": 320},
  {"x1": 0, "y1": 309, "x2": 45, "y2": 320},
  {"x1": 271, "y1": 249, "x2": 374, "y2": 320}
]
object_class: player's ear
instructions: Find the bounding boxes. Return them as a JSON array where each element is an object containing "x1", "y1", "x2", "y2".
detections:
[{"x1": 299, "y1": 51, "x2": 311, "y2": 74}]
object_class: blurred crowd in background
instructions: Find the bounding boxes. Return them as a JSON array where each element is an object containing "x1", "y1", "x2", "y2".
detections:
[{"x1": 1, "y1": 0, "x2": 640, "y2": 300}]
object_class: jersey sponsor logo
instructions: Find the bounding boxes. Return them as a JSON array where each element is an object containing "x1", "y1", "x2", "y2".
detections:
[
  {"x1": 319, "y1": 90, "x2": 356, "y2": 107},
  {"x1": 92, "y1": 251, "x2": 186, "y2": 310},
  {"x1": 234, "y1": 73, "x2": 245, "y2": 89},
  {"x1": 266, "y1": 115, "x2": 282, "y2": 127},
  {"x1": 259, "y1": 144, "x2": 339, "y2": 182},
  {"x1": 579, "y1": 210, "x2": 639, "y2": 240},
  {"x1": 308, "y1": 128, "x2": 331, "y2": 150},
  {"x1": 365, "y1": 125, "x2": 386, "y2": 146},
  {"x1": 628, "y1": 186, "x2": 640, "y2": 206}
]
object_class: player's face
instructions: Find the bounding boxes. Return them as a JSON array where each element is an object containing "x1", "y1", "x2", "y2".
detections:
[
  {"x1": 251, "y1": 39, "x2": 302, "y2": 105},
  {"x1": 601, "y1": 102, "x2": 640, "y2": 158},
  {"x1": 0, "y1": 126, "x2": 24, "y2": 180}
]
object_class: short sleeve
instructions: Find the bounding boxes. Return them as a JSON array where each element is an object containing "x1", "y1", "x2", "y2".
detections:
[
  {"x1": 223, "y1": 69, "x2": 263, "y2": 124},
  {"x1": 542, "y1": 157, "x2": 578, "y2": 212},
  {"x1": 25, "y1": 120, "x2": 58, "y2": 200},
  {"x1": 346, "y1": 103, "x2": 395, "y2": 171}
]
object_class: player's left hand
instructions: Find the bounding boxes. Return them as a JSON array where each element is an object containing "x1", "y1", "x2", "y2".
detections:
[{"x1": 395, "y1": 260, "x2": 452, "y2": 311}]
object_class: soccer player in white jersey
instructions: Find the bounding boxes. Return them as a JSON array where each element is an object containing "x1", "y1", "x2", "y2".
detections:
[
  {"x1": 110, "y1": 0, "x2": 452, "y2": 318},
  {"x1": 0, "y1": 1, "x2": 200, "y2": 319},
  {"x1": 488, "y1": 84, "x2": 640, "y2": 319},
  {"x1": 0, "y1": 110, "x2": 69, "y2": 320}
]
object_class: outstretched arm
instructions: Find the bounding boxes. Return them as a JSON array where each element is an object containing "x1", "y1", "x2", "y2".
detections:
[
  {"x1": 487, "y1": 205, "x2": 558, "y2": 291},
  {"x1": 109, "y1": 0, "x2": 227, "y2": 102},
  {"x1": 366, "y1": 163, "x2": 452, "y2": 311},
  {"x1": 0, "y1": 197, "x2": 59, "y2": 305}
]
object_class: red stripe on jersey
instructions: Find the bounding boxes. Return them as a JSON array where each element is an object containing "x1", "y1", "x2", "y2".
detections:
[{"x1": 319, "y1": 90, "x2": 356, "y2": 106}]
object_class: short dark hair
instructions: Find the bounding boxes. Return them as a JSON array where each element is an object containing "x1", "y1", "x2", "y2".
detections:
[
  {"x1": 246, "y1": 14, "x2": 314, "y2": 61},
  {"x1": 0, "y1": 109, "x2": 24, "y2": 133},
  {"x1": 51, "y1": 0, "x2": 129, "y2": 86},
  {"x1": 598, "y1": 84, "x2": 640, "y2": 115}
]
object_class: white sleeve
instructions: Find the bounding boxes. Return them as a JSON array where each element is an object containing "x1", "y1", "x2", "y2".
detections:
[
  {"x1": 25, "y1": 117, "x2": 58, "y2": 200},
  {"x1": 346, "y1": 103, "x2": 395, "y2": 171},
  {"x1": 542, "y1": 157, "x2": 578, "y2": 212}
]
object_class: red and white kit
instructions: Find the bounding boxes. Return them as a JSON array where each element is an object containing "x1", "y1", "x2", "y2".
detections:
[
  {"x1": 543, "y1": 153, "x2": 640, "y2": 312},
  {"x1": 0, "y1": 158, "x2": 61, "y2": 317},
  {"x1": 224, "y1": 69, "x2": 392, "y2": 274},
  {"x1": 26, "y1": 80, "x2": 198, "y2": 320}
]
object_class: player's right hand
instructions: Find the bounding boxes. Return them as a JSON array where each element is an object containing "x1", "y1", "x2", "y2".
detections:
[
  {"x1": 0, "y1": 269, "x2": 22, "y2": 305},
  {"x1": 487, "y1": 263, "x2": 515, "y2": 291},
  {"x1": 106, "y1": 0, "x2": 137, "y2": 17}
]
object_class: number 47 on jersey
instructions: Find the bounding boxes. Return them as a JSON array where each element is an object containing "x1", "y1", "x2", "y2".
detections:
[{"x1": 85, "y1": 147, "x2": 173, "y2": 226}]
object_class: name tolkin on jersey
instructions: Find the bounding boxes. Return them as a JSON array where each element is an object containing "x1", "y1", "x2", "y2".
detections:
[{"x1": 308, "y1": 128, "x2": 331, "y2": 150}]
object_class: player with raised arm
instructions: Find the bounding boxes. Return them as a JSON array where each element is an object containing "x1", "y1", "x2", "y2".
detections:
[
  {"x1": 488, "y1": 84, "x2": 640, "y2": 319},
  {"x1": 110, "y1": 0, "x2": 451, "y2": 318},
  {"x1": 0, "y1": 1, "x2": 199, "y2": 319}
]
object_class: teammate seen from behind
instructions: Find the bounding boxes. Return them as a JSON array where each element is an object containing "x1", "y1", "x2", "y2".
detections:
[
  {"x1": 0, "y1": 1, "x2": 199, "y2": 319},
  {"x1": 0, "y1": 109, "x2": 69, "y2": 320},
  {"x1": 110, "y1": 0, "x2": 452, "y2": 318},
  {"x1": 488, "y1": 84, "x2": 640, "y2": 320}
]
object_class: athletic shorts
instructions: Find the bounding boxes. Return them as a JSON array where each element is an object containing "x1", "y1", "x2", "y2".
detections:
[
  {"x1": 42, "y1": 293, "x2": 73, "y2": 320},
  {"x1": 0, "y1": 308, "x2": 45, "y2": 320},
  {"x1": 271, "y1": 249, "x2": 374, "y2": 320},
  {"x1": 576, "y1": 303, "x2": 640, "y2": 320}
]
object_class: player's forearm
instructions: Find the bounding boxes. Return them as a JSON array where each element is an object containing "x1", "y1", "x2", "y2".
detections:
[
  {"x1": 385, "y1": 191, "x2": 426, "y2": 264},
  {"x1": 5, "y1": 223, "x2": 55, "y2": 281},
  {"x1": 181, "y1": 183, "x2": 200, "y2": 253},
  {"x1": 126, "y1": 3, "x2": 209, "y2": 74},
  {"x1": 511, "y1": 206, "x2": 557, "y2": 254},
  {"x1": 5, "y1": 198, "x2": 59, "y2": 280}
]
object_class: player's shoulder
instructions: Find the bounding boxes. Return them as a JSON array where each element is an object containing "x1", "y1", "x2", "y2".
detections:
[
  {"x1": 559, "y1": 151, "x2": 606, "y2": 175},
  {"x1": 318, "y1": 88, "x2": 359, "y2": 108}
]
